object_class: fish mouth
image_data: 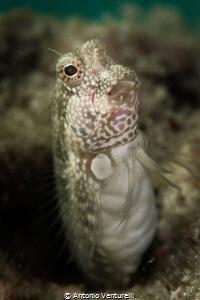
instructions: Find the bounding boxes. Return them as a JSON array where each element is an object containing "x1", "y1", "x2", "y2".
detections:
[{"x1": 107, "y1": 73, "x2": 139, "y2": 106}]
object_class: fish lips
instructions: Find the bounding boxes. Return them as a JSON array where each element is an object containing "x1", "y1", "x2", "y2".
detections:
[{"x1": 107, "y1": 74, "x2": 140, "y2": 107}]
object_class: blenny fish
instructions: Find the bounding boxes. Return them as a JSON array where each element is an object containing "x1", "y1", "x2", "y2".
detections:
[{"x1": 52, "y1": 39, "x2": 158, "y2": 286}]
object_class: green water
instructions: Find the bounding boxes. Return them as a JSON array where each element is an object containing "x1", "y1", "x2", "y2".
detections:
[{"x1": 0, "y1": 0, "x2": 199, "y2": 27}]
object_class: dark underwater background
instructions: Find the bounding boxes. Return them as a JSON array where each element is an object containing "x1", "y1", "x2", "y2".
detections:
[
  {"x1": 0, "y1": 0, "x2": 200, "y2": 28},
  {"x1": 0, "y1": 0, "x2": 200, "y2": 299}
]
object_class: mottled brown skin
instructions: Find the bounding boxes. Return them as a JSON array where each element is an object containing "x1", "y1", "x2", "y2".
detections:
[{"x1": 52, "y1": 39, "x2": 157, "y2": 286}]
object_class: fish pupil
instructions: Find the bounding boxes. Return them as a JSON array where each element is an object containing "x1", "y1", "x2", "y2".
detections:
[{"x1": 64, "y1": 65, "x2": 77, "y2": 76}]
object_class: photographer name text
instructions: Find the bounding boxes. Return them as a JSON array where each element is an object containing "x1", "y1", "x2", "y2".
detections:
[{"x1": 64, "y1": 293, "x2": 136, "y2": 299}]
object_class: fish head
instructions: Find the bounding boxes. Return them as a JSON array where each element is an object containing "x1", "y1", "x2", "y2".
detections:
[{"x1": 54, "y1": 39, "x2": 140, "y2": 153}]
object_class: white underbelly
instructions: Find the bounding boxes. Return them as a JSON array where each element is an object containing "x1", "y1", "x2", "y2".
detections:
[{"x1": 82, "y1": 132, "x2": 158, "y2": 285}]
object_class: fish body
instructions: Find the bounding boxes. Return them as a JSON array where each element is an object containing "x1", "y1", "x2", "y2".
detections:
[{"x1": 52, "y1": 39, "x2": 157, "y2": 286}]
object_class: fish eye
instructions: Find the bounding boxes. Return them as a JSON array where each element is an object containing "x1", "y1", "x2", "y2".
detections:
[
  {"x1": 56, "y1": 55, "x2": 85, "y2": 86},
  {"x1": 64, "y1": 65, "x2": 77, "y2": 76}
]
